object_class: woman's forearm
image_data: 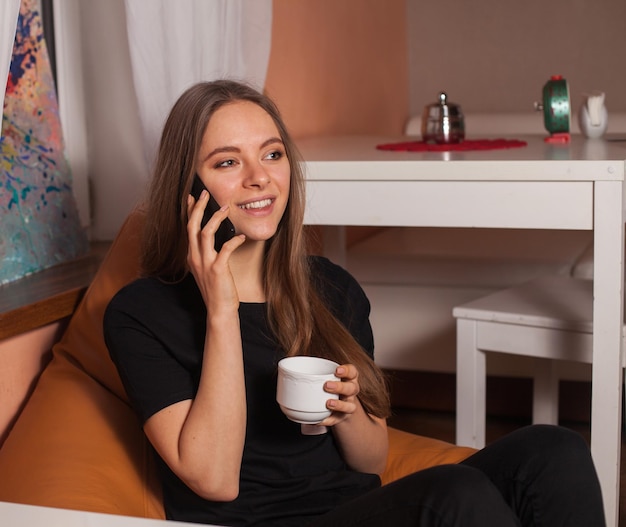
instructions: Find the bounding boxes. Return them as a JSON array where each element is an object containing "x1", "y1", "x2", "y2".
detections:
[
  {"x1": 331, "y1": 402, "x2": 388, "y2": 475},
  {"x1": 181, "y1": 312, "x2": 247, "y2": 493},
  {"x1": 146, "y1": 311, "x2": 247, "y2": 501}
]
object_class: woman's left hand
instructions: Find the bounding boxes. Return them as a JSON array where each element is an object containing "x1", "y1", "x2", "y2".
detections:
[{"x1": 320, "y1": 364, "x2": 361, "y2": 425}]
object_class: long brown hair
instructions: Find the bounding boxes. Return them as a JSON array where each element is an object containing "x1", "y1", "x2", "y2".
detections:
[{"x1": 141, "y1": 80, "x2": 389, "y2": 418}]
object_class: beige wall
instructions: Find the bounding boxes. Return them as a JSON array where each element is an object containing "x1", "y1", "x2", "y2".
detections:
[
  {"x1": 266, "y1": 0, "x2": 409, "y2": 139},
  {"x1": 407, "y1": 0, "x2": 626, "y2": 118},
  {"x1": 266, "y1": 0, "x2": 626, "y2": 133}
]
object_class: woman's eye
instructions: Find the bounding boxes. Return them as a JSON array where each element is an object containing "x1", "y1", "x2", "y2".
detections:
[
  {"x1": 265, "y1": 150, "x2": 284, "y2": 161},
  {"x1": 215, "y1": 159, "x2": 236, "y2": 168}
]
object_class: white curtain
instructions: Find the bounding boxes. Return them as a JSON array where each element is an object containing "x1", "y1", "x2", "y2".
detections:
[
  {"x1": 0, "y1": 0, "x2": 20, "y2": 113},
  {"x1": 50, "y1": 0, "x2": 272, "y2": 239},
  {"x1": 123, "y1": 0, "x2": 272, "y2": 171}
]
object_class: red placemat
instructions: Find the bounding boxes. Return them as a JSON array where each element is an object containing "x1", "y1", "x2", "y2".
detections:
[{"x1": 377, "y1": 139, "x2": 528, "y2": 152}]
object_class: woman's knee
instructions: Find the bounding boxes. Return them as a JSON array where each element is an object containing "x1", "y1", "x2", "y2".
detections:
[
  {"x1": 511, "y1": 425, "x2": 591, "y2": 462},
  {"x1": 396, "y1": 465, "x2": 518, "y2": 525}
]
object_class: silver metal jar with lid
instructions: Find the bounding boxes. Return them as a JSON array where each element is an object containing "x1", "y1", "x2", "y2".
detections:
[{"x1": 421, "y1": 92, "x2": 465, "y2": 144}]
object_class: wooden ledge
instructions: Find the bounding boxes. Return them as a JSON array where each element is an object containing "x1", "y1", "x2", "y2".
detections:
[{"x1": 0, "y1": 242, "x2": 110, "y2": 341}]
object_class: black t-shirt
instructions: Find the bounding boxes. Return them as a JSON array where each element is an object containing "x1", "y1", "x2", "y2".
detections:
[{"x1": 104, "y1": 256, "x2": 380, "y2": 527}]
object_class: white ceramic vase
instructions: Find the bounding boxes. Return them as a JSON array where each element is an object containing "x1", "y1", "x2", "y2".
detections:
[{"x1": 578, "y1": 92, "x2": 608, "y2": 139}]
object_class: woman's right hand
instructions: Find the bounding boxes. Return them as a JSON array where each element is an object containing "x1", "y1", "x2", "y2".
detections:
[{"x1": 186, "y1": 190, "x2": 245, "y2": 315}]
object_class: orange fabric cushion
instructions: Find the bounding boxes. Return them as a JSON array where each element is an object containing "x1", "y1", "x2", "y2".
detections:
[
  {"x1": 53, "y1": 209, "x2": 145, "y2": 402},
  {"x1": 0, "y1": 355, "x2": 164, "y2": 517},
  {"x1": 0, "y1": 209, "x2": 476, "y2": 517},
  {"x1": 382, "y1": 427, "x2": 476, "y2": 485}
]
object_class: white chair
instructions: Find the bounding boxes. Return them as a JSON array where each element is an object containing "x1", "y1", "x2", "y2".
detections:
[{"x1": 453, "y1": 273, "x2": 625, "y2": 448}]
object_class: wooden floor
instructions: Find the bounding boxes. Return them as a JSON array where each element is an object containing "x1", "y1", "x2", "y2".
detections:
[{"x1": 388, "y1": 408, "x2": 625, "y2": 526}]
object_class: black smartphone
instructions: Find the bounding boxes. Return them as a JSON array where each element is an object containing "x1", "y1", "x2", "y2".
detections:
[{"x1": 190, "y1": 175, "x2": 236, "y2": 251}]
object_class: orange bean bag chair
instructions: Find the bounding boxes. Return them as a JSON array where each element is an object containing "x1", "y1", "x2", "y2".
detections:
[{"x1": 0, "y1": 209, "x2": 476, "y2": 519}]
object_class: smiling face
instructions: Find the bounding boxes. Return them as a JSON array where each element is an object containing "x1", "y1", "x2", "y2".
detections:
[{"x1": 195, "y1": 100, "x2": 291, "y2": 244}]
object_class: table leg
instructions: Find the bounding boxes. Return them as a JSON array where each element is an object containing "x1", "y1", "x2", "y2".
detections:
[
  {"x1": 532, "y1": 358, "x2": 559, "y2": 425},
  {"x1": 456, "y1": 318, "x2": 486, "y2": 448},
  {"x1": 592, "y1": 180, "x2": 624, "y2": 527}
]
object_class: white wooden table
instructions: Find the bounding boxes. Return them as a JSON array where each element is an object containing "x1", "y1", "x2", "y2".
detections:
[{"x1": 298, "y1": 134, "x2": 626, "y2": 526}]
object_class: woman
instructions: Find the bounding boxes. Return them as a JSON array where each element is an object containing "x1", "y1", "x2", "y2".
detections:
[{"x1": 104, "y1": 79, "x2": 605, "y2": 526}]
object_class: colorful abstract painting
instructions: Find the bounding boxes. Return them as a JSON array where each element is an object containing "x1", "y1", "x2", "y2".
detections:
[{"x1": 0, "y1": 0, "x2": 87, "y2": 285}]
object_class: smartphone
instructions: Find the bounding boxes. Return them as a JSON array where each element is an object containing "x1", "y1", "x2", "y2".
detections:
[{"x1": 190, "y1": 175, "x2": 236, "y2": 251}]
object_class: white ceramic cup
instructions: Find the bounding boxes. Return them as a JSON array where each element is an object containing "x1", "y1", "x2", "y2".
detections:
[{"x1": 276, "y1": 356, "x2": 339, "y2": 429}]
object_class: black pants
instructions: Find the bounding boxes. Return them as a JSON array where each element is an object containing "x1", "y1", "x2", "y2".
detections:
[{"x1": 310, "y1": 425, "x2": 605, "y2": 527}]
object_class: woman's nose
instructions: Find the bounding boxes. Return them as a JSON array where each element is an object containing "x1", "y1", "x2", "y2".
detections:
[{"x1": 245, "y1": 161, "x2": 270, "y2": 187}]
